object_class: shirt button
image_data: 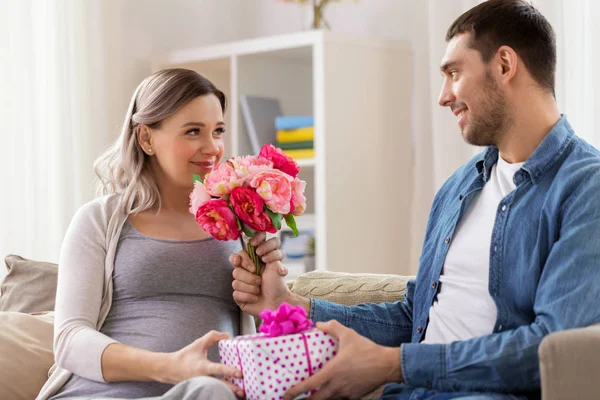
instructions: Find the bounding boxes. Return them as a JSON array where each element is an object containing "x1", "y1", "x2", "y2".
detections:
[
  {"x1": 501, "y1": 204, "x2": 507, "y2": 211},
  {"x1": 459, "y1": 194, "x2": 463, "y2": 201},
  {"x1": 417, "y1": 326, "x2": 423, "y2": 333},
  {"x1": 444, "y1": 237, "x2": 450, "y2": 244},
  {"x1": 498, "y1": 324, "x2": 504, "y2": 331},
  {"x1": 494, "y1": 245, "x2": 498, "y2": 253},
  {"x1": 432, "y1": 282, "x2": 437, "y2": 289}
]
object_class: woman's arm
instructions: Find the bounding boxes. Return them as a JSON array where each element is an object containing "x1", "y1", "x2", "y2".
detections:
[
  {"x1": 53, "y1": 200, "x2": 119, "y2": 382},
  {"x1": 101, "y1": 331, "x2": 241, "y2": 387}
]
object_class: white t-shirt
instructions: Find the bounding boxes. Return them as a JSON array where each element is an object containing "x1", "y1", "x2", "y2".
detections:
[{"x1": 423, "y1": 156, "x2": 524, "y2": 344}]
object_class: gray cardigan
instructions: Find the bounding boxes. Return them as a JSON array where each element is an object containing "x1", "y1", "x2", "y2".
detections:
[{"x1": 36, "y1": 193, "x2": 255, "y2": 400}]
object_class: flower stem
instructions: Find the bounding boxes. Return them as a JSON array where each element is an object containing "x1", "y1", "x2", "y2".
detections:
[{"x1": 240, "y1": 235, "x2": 264, "y2": 276}]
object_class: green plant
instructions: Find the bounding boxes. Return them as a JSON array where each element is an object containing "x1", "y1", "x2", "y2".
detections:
[{"x1": 306, "y1": 235, "x2": 316, "y2": 256}]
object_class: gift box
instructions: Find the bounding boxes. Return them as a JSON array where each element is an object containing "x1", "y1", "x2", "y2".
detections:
[{"x1": 219, "y1": 304, "x2": 339, "y2": 400}]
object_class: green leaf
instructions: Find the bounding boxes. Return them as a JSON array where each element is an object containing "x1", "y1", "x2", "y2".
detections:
[
  {"x1": 284, "y1": 214, "x2": 299, "y2": 237},
  {"x1": 241, "y1": 223, "x2": 255, "y2": 237},
  {"x1": 192, "y1": 174, "x2": 203, "y2": 184},
  {"x1": 265, "y1": 208, "x2": 283, "y2": 231}
]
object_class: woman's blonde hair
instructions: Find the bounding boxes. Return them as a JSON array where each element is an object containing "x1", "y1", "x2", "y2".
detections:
[{"x1": 94, "y1": 68, "x2": 226, "y2": 214}]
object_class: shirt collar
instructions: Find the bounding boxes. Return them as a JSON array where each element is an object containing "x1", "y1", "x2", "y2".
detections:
[{"x1": 475, "y1": 115, "x2": 575, "y2": 185}]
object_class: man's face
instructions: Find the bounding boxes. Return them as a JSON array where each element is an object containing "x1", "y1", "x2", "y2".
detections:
[{"x1": 438, "y1": 33, "x2": 509, "y2": 146}]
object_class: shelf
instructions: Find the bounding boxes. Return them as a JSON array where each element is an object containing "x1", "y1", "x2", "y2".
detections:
[{"x1": 294, "y1": 158, "x2": 316, "y2": 168}]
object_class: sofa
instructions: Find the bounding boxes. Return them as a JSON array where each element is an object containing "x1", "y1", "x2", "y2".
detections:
[{"x1": 1, "y1": 254, "x2": 598, "y2": 400}]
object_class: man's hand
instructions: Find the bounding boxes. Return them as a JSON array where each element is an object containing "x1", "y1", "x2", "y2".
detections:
[
  {"x1": 234, "y1": 232, "x2": 285, "y2": 265},
  {"x1": 283, "y1": 320, "x2": 403, "y2": 400},
  {"x1": 230, "y1": 255, "x2": 298, "y2": 316}
]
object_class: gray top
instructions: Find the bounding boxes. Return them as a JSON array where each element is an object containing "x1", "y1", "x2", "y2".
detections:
[{"x1": 51, "y1": 220, "x2": 241, "y2": 399}]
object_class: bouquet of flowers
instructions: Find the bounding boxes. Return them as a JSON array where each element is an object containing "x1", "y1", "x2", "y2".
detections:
[{"x1": 189, "y1": 144, "x2": 307, "y2": 275}]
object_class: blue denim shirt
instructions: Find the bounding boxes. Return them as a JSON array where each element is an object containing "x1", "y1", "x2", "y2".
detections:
[{"x1": 310, "y1": 116, "x2": 600, "y2": 394}]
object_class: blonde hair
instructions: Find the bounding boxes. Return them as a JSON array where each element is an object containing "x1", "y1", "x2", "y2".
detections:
[{"x1": 94, "y1": 68, "x2": 226, "y2": 214}]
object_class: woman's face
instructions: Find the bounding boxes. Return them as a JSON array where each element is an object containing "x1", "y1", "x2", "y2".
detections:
[{"x1": 148, "y1": 94, "x2": 225, "y2": 190}]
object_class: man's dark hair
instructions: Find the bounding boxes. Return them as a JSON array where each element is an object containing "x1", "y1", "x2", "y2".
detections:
[{"x1": 446, "y1": 0, "x2": 556, "y2": 95}]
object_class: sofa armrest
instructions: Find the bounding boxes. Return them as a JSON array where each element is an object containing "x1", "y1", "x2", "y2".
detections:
[
  {"x1": 539, "y1": 324, "x2": 600, "y2": 400},
  {"x1": 288, "y1": 270, "x2": 414, "y2": 306}
]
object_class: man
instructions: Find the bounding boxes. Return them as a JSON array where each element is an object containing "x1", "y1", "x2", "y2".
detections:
[{"x1": 230, "y1": 1, "x2": 600, "y2": 399}]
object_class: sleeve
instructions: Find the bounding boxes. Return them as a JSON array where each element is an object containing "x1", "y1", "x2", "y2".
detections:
[
  {"x1": 310, "y1": 279, "x2": 415, "y2": 346},
  {"x1": 53, "y1": 201, "x2": 119, "y2": 382}
]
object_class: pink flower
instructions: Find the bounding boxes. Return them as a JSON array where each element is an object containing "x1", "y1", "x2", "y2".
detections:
[
  {"x1": 230, "y1": 187, "x2": 276, "y2": 233},
  {"x1": 228, "y1": 156, "x2": 273, "y2": 184},
  {"x1": 250, "y1": 170, "x2": 293, "y2": 215},
  {"x1": 259, "y1": 144, "x2": 300, "y2": 178},
  {"x1": 189, "y1": 181, "x2": 212, "y2": 215},
  {"x1": 289, "y1": 178, "x2": 307, "y2": 216},
  {"x1": 195, "y1": 199, "x2": 241, "y2": 241},
  {"x1": 203, "y1": 163, "x2": 244, "y2": 196},
  {"x1": 259, "y1": 302, "x2": 314, "y2": 337}
]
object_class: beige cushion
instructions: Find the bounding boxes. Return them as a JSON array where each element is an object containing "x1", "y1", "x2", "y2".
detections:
[
  {"x1": 539, "y1": 323, "x2": 600, "y2": 400},
  {"x1": 289, "y1": 270, "x2": 412, "y2": 306},
  {"x1": 0, "y1": 311, "x2": 54, "y2": 400},
  {"x1": 1, "y1": 255, "x2": 58, "y2": 313}
]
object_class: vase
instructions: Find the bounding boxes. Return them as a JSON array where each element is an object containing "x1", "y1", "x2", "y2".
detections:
[
  {"x1": 304, "y1": 255, "x2": 316, "y2": 272},
  {"x1": 311, "y1": 0, "x2": 331, "y2": 30}
]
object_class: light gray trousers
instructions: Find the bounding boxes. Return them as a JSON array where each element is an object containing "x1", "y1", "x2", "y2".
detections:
[{"x1": 68, "y1": 377, "x2": 236, "y2": 400}]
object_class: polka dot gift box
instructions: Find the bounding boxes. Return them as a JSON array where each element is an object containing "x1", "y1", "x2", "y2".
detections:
[{"x1": 219, "y1": 303, "x2": 339, "y2": 400}]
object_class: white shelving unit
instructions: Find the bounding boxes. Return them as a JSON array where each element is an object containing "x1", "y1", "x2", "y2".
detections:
[{"x1": 153, "y1": 30, "x2": 413, "y2": 275}]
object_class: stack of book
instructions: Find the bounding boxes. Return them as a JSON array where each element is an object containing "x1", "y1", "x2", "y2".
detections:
[{"x1": 274, "y1": 116, "x2": 315, "y2": 160}]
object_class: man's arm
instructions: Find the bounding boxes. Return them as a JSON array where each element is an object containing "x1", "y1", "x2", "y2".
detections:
[
  {"x1": 309, "y1": 279, "x2": 416, "y2": 347},
  {"x1": 231, "y1": 251, "x2": 417, "y2": 347}
]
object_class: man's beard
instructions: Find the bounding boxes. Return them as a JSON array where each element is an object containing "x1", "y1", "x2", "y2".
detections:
[{"x1": 462, "y1": 71, "x2": 511, "y2": 147}]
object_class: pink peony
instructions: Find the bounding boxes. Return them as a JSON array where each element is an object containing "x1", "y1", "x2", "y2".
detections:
[
  {"x1": 259, "y1": 302, "x2": 314, "y2": 337},
  {"x1": 203, "y1": 163, "x2": 244, "y2": 196},
  {"x1": 230, "y1": 187, "x2": 276, "y2": 233},
  {"x1": 189, "y1": 181, "x2": 212, "y2": 215},
  {"x1": 289, "y1": 177, "x2": 307, "y2": 216},
  {"x1": 250, "y1": 170, "x2": 293, "y2": 215},
  {"x1": 259, "y1": 144, "x2": 300, "y2": 178},
  {"x1": 227, "y1": 156, "x2": 273, "y2": 184},
  {"x1": 195, "y1": 199, "x2": 241, "y2": 241}
]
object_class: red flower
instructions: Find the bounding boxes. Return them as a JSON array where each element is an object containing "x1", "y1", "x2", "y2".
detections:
[
  {"x1": 230, "y1": 187, "x2": 276, "y2": 233},
  {"x1": 195, "y1": 199, "x2": 241, "y2": 241},
  {"x1": 259, "y1": 144, "x2": 300, "y2": 178}
]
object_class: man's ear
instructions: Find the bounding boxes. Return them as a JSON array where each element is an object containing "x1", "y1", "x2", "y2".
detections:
[
  {"x1": 137, "y1": 124, "x2": 154, "y2": 155},
  {"x1": 496, "y1": 45, "x2": 518, "y2": 85}
]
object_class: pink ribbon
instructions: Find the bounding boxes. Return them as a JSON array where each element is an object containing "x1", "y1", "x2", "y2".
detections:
[{"x1": 259, "y1": 302, "x2": 314, "y2": 337}]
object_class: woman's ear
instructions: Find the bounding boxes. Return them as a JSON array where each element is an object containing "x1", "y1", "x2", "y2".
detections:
[{"x1": 137, "y1": 125, "x2": 154, "y2": 155}]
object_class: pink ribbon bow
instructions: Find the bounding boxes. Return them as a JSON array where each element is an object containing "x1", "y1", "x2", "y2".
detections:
[{"x1": 259, "y1": 302, "x2": 314, "y2": 337}]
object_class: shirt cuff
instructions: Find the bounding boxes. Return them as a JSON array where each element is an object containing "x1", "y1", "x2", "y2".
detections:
[
  {"x1": 401, "y1": 342, "x2": 447, "y2": 389},
  {"x1": 309, "y1": 298, "x2": 349, "y2": 325}
]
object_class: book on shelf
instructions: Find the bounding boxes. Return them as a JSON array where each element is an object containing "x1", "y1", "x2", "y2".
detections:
[
  {"x1": 275, "y1": 115, "x2": 314, "y2": 130},
  {"x1": 239, "y1": 95, "x2": 282, "y2": 154},
  {"x1": 282, "y1": 148, "x2": 315, "y2": 159},
  {"x1": 276, "y1": 127, "x2": 314, "y2": 143},
  {"x1": 275, "y1": 141, "x2": 314, "y2": 150}
]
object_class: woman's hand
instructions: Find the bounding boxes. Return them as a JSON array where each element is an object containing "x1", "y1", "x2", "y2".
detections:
[
  {"x1": 161, "y1": 331, "x2": 244, "y2": 398},
  {"x1": 230, "y1": 231, "x2": 285, "y2": 267}
]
